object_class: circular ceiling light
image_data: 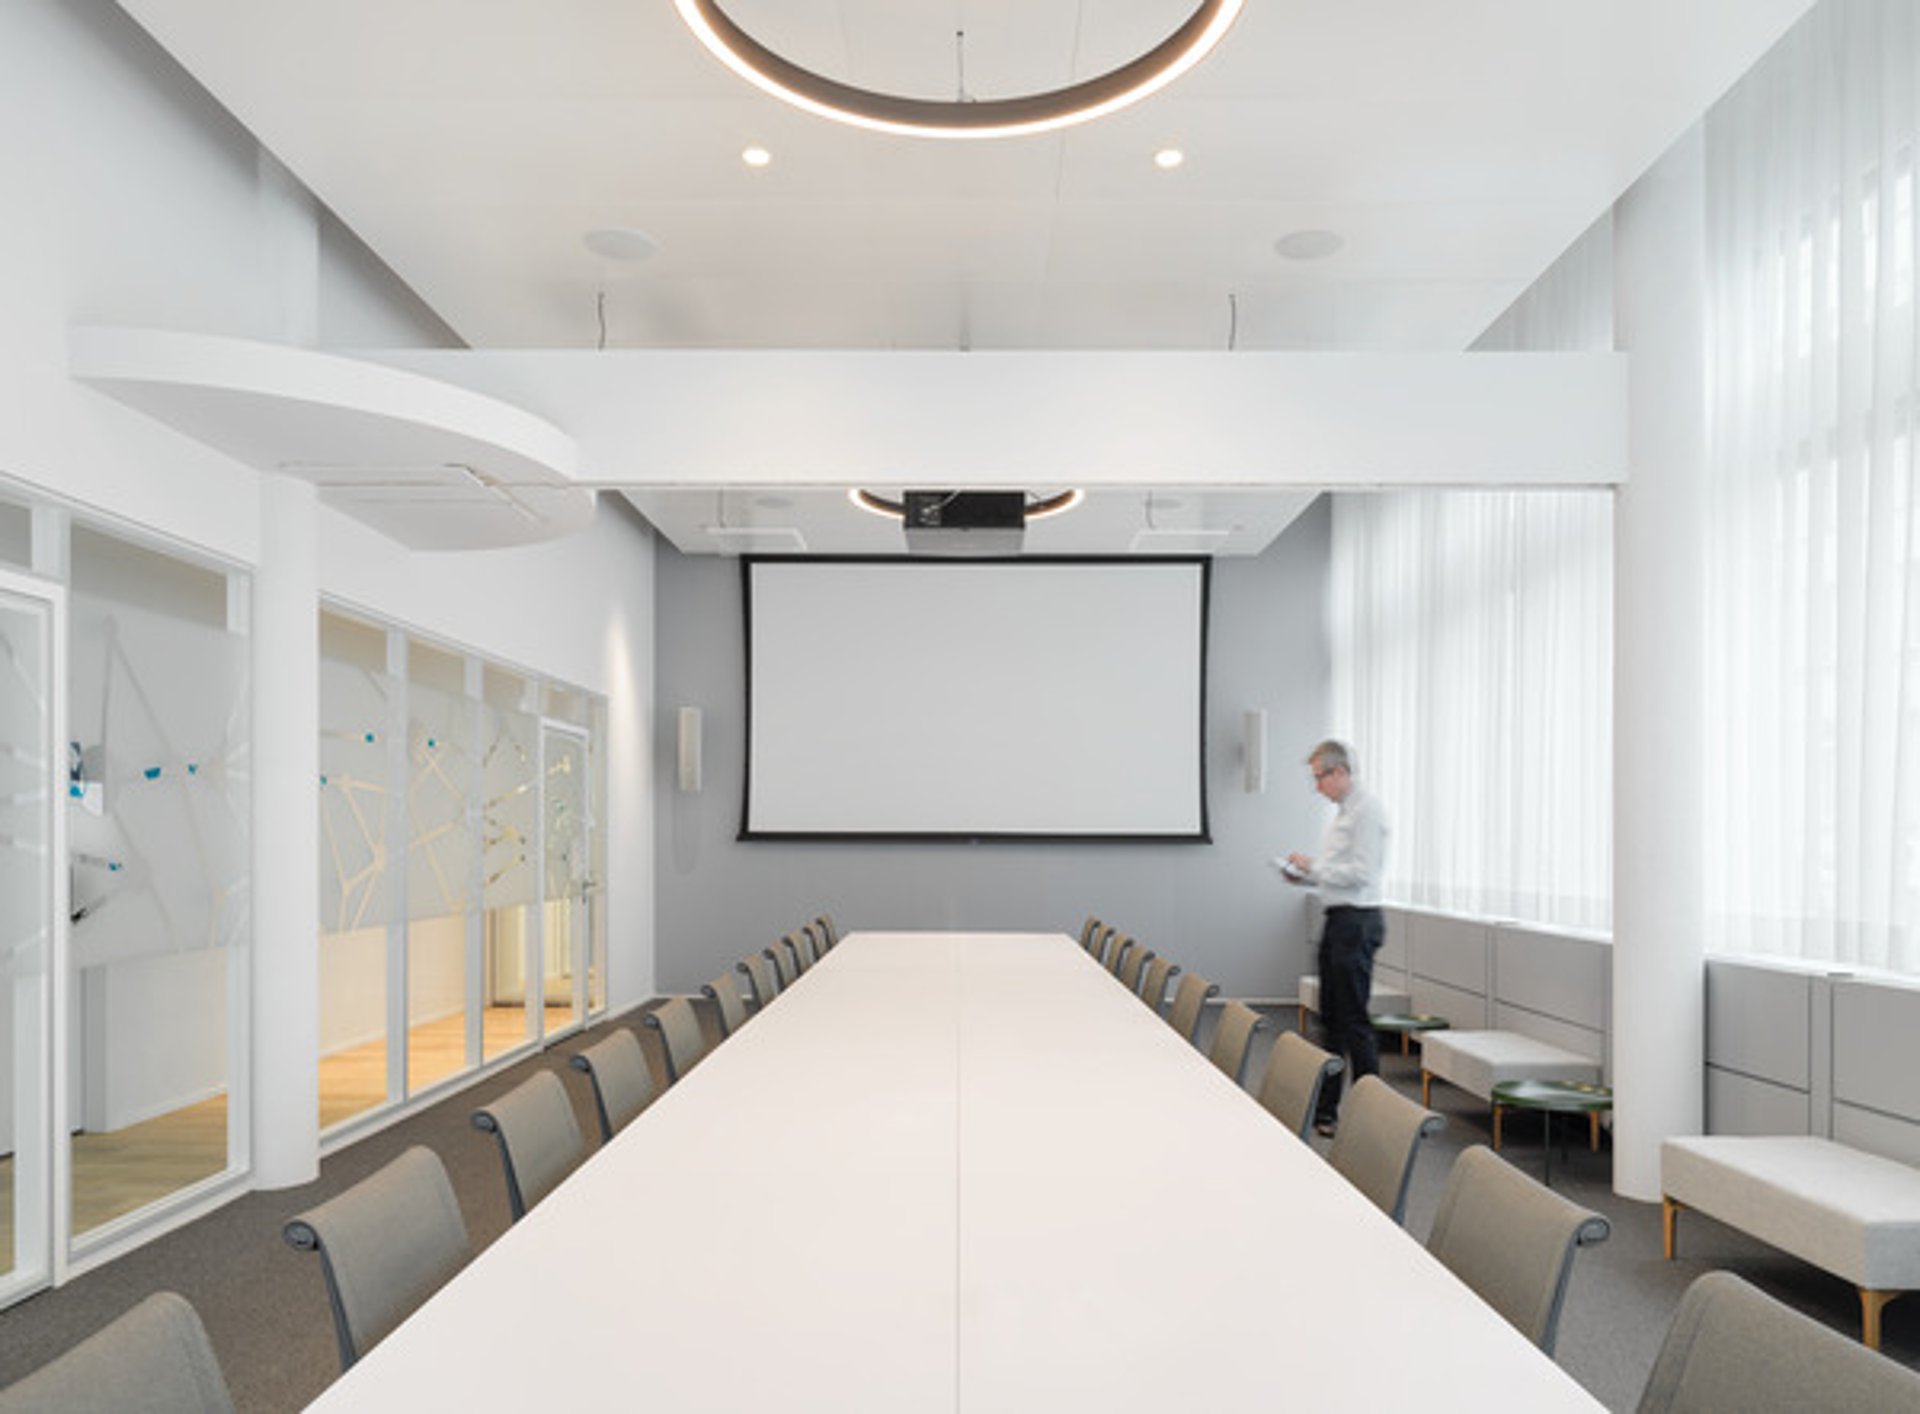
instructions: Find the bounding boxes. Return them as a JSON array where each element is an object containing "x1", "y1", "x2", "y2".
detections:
[
  {"x1": 1154, "y1": 148, "x2": 1185, "y2": 170},
  {"x1": 582, "y1": 226, "x2": 658, "y2": 261},
  {"x1": 674, "y1": 0, "x2": 1245, "y2": 140},
  {"x1": 741, "y1": 144, "x2": 772, "y2": 168},
  {"x1": 1274, "y1": 228, "x2": 1345, "y2": 261}
]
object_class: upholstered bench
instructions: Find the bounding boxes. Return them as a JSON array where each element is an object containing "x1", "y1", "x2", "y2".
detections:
[
  {"x1": 1662, "y1": 1135, "x2": 1920, "y2": 1349},
  {"x1": 1418, "y1": 1030, "x2": 1601, "y2": 1131},
  {"x1": 1295, "y1": 975, "x2": 1413, "y2": 1032}
]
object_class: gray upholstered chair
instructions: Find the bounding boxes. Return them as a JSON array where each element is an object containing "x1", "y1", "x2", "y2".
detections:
[
  {"x1": 764, "y1": 942, "x2": 799, "y2": 991},
  {"x1": 803, "y1": 918, "x2": 832, "y2": 960},
  {"x1": 737, "y1": 952, "x2": 780, "y2": 1010},
  {"x1": 282, "y1": 1146, "x2": 471, "y2": 1371},
  {"x1": 1116, "y1": 944, "x2": 1153, "y2": 998},
  {"x1": 1106, "y1": 934, "x2": 1136, "y2": 978},
  {"x1": 0, "y1": 1291, "x2": 233, "y2": 1413},
  {"x1": 568, "y1": 1027, "x2": 657, "y2": 1143},
  {"x1": 471, "y1": 1069, "x2": 587, "y2": 1221},
  {"x1": 1637, "y1": 1270, "x2": 1920, "y2": 1412},
  {"x1": 1426, "y1": 1145, "x2": 1611, "y2": 1354},
  {"x1": 701, "y1": 971, "x2": 749, "y2": 1037},
  {"x1": 1206, "y1": 1000, "x2": 1270, "y2": 1086},
  {"x1": 1165, "y1": 971, "x2": 1220, "y2": 1045},
  {"x1": 1254, "y1": 1031, "x2": 1345, "y2": 1139},
  {"x1": 1078, "y1": 915, "x2": 1102, "y2": 949},
  {"x1": 641, "y1": 995, "x2": 709, "y2": 1084},
  {"x1": 1139, "y1": 955, "x2": 1181, "y2": 1017},
  {"x1": 1326, "y1": 1075, "x2": 1445, "y2": 1225},
  {"x1": 783, "y1": 928, "x2": 815, "y2": 973},
  {"x1": 812, "y1": 912, "x2": 839, "y2": 948}
]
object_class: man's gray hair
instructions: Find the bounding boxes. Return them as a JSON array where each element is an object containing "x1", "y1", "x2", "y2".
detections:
[{"x1": 1308, "y1": 739, "x2": 1355, "y2": 776}]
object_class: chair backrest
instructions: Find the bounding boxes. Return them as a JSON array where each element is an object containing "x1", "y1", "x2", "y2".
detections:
[
  {"x1": 784, "y1": 928, "x2": 815, "y2": 973},
  {"x1": 1637, "y1": 1270, "x2": 1920, "y2": 1413},
  {"x1": 0, "y1": 1291, "x2": 234, "y2": 1413},
  {"x1": 1106, "y1": 934, "x2": 1136, "y2": 977},
  {"x1": 1116, "y1": 945, "x2": 1152, "y2": 997},
  {"x1": 1166, "y1": 971, "x2": 1220, "y2": 1044},
  {"x1": 1078, "y1": 915, "x2": 1102, "y2": 948},
  {"x1": 1426, "y1": 1145, "x2": 1611, "y2": 1354},
  {"x1": 1206, "y1": 1000, "x2": 1270, "y2": 1086},
  {"x1": 1326, "y1": 1075, "x2": 1445, "y2": 1225},
  {"x1": 1255, "y1": 1031, "x2": 1345, "y2": 1138},
  {"x1": 737, "y1": 952, "x2": 779, "y2": 1009},
  {"x1": 1089, "y1": 924, "x2": 1118, "y2": 967},
  {"x1": 804, "y1": 918, "x2": 832, "y2": 959},
  {"x1": 642, "y1": 995, "x2": 709, "y2": 1084},
  {"x1": 765, "y1": 942, "x2": 799, "y2": 990},
  {"x1": 813, "y1": 912, "x2": 839, "y2": 947},
  {"x1": 568, "y1": 1027, "x2": 657, "y2": 1143},
  {"x1": 1139, "y1": 955, "x2": 1181, "y2": 1016},
  {"x1": 471, "y1": 1069, "x2": 587, "y2": 1222},
  {"x1": 282, "y1": 1146, "x2": 471, "y2": 1370},
  {"x1": 701, "y1": 972, "x2": 749, "y2": 1037}
]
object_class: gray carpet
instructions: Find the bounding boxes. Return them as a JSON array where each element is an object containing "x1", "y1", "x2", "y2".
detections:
[{"x1": 1, "y1": 1003, "x2": 1915, "y2": 1411}]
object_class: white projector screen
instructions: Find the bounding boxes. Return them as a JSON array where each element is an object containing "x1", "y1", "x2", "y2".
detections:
[{"x1": 743, "y1": 558, "x2": 1209, "y2": 840}]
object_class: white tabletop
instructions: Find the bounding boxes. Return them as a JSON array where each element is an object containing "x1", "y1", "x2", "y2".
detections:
[{"x1": 310, "y1": 932, "x2": 1600, "y2": 1411}]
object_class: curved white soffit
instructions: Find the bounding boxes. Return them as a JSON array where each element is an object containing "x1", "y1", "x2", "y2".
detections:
[{"x1": 69, "y1": 326, "x2": 592, "y2": 551}]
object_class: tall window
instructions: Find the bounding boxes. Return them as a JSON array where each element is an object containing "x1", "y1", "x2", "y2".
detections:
[
  {"x1": 1330, "y1": 491, "x2": 1613, "y2": 930},
  {"x1": 1704, "y1": 0, "x2": 1920, "y2": 974}
]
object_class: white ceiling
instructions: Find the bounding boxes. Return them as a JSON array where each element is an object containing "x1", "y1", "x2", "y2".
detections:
[{"x1": 105, "y1": 0, "x2": 1817, "y2": 554}]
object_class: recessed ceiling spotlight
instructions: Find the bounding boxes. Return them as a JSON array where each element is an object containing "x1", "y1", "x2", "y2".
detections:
[
  {"x1": 742, "y1": 145, "x2": 772, "y2": 168},
  {"x1": 1274, "y1": 229, "x2": 1345, "y2": 261},
  {"x1": 581, "y1": 226, "x2": 658, "y2": 262},
  {"x1": 1154, "y1": 148, "x2": 1185, "y2": 170}
]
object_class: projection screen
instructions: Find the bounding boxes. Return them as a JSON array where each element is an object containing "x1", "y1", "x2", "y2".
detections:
[{"x1": 743, "y1": 558, "x2": 1209, "y2": 841}]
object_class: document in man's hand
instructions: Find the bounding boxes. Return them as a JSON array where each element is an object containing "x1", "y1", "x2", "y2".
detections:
[{"x1": 1272, "y1": 856, "x2": 1307, "y2": 880}]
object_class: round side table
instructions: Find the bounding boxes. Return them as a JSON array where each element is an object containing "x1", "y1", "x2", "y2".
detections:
[
  {"x1": 1489, "y1": 1078, "x2": 1613, "y2": 1185},
  {"x1": 1370, "y1": 1012, "x2": 1450, "y2": 1057}
]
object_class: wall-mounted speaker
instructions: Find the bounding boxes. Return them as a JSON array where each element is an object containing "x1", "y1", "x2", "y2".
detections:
[
  {"x1": 1244, "y1": 708, "x2": 1267, "y2": 794},
  {"x1": 677, "y1": 706, "x2": 703, "y2": 793}
]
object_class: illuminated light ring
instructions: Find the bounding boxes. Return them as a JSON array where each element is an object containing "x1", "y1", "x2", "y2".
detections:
[
  {"x1": 674, "y1": 0, "x2": 1245, "y2": 140},
  {"x1": 850, "y1": 489, "x2": 1083, "y2": 520}
]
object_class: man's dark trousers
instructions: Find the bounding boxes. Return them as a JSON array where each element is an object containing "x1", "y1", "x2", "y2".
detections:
[{"x1": 1315, "y1": 904, "x2": 1384, "y2": 1124}]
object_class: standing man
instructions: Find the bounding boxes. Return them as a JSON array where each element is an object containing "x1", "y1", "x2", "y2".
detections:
[{"x1": 1278, "y1": 739, "x2": 1390, "y2": 1136}]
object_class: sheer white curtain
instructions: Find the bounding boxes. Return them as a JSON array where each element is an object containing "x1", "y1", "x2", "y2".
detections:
[
  {"x1": 1704, "y1": 0, "x2": 1920, "y2": 973},
  {"x1": 1330, "y1": 491, "x2": 1612, "y2": 929}
]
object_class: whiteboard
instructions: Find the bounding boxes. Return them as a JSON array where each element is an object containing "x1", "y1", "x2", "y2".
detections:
[{"x1": 744, "y1": 559, "x2": 1208, "y2": 840}]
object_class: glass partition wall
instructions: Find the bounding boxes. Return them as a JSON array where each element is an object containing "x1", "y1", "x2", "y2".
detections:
[{"x1": 319, "y1": 611, "x2": 605, "y2": 1138}]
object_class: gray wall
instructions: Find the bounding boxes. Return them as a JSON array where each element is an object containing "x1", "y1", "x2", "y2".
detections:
[{"x1": 653, "y1": 498, "x2": 1334, "y2": 997}]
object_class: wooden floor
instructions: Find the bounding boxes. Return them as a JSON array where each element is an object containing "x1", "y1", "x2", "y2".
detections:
[{"x1": 2, "y1": 1003, "x2": 575, "y2": 1276}]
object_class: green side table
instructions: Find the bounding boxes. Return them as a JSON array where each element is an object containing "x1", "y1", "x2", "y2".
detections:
[
  {"x1": 1370, "y1": 1012, "x2": 1450, "y2": 1056},
  {"x1": 1490, "y1": 1078, "x2": 1613, "y2": 1185}
]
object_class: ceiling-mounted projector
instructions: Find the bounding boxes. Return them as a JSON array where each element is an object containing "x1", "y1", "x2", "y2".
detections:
[{"x1": 902, "y1": 490, "x2": 1025, "y2": 556}]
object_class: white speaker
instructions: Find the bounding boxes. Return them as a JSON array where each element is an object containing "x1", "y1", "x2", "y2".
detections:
[
  {"x1": 1244, "y1": 708, "x2": 1267, "y2": 794},
  {"x1": 677, "y1": 706, "x2": 703, "y2": 792}
]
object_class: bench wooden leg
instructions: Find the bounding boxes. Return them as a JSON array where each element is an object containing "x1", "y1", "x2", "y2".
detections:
[
  {"x1": 1421, "y1": 1069, "x2": 1432, "y2": 1107},
  {"x1": 1492, "y1": 1103, "x2": 1504, "y2": 1150},
  {"x1": 1861, "y1": 1289, "x2": 1898, "y2": 1350},
  {"x1": 1298, "y1": 1004, "x2": 1307, "y2": 1032},
  {"x1": 1589, "y1": 1111, "x2": 1600, "y2": 1151},
  {"x1": 1662, "y1": 1196, "x2": 1682, "y2": 1260}
]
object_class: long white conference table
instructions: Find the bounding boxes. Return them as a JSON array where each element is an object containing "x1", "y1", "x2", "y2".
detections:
[{"x1": 311, "y1": 932, "x2": 1601, "y2": 1410}]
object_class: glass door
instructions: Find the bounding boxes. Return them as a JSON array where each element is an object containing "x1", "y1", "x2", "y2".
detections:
[
  {"x1": 540, "y1": 723, "x2": 589, "y2": 1037},
  {"x1": 0, "y1": 570, "x2": 58, "y2": 1307}
]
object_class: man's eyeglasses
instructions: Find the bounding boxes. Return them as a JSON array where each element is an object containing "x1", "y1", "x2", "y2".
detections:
[{"x1": 1312, "y1": 765, "x2": 1341, "y2": 781}]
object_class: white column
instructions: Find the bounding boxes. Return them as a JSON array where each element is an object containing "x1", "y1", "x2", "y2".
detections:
[
  {"x1": 1611, "y1": 125, "x2": 1708, "y2": 1199},
  {"x1": 251, "y1": 473, "x2": 319, "y2": 1188}
]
